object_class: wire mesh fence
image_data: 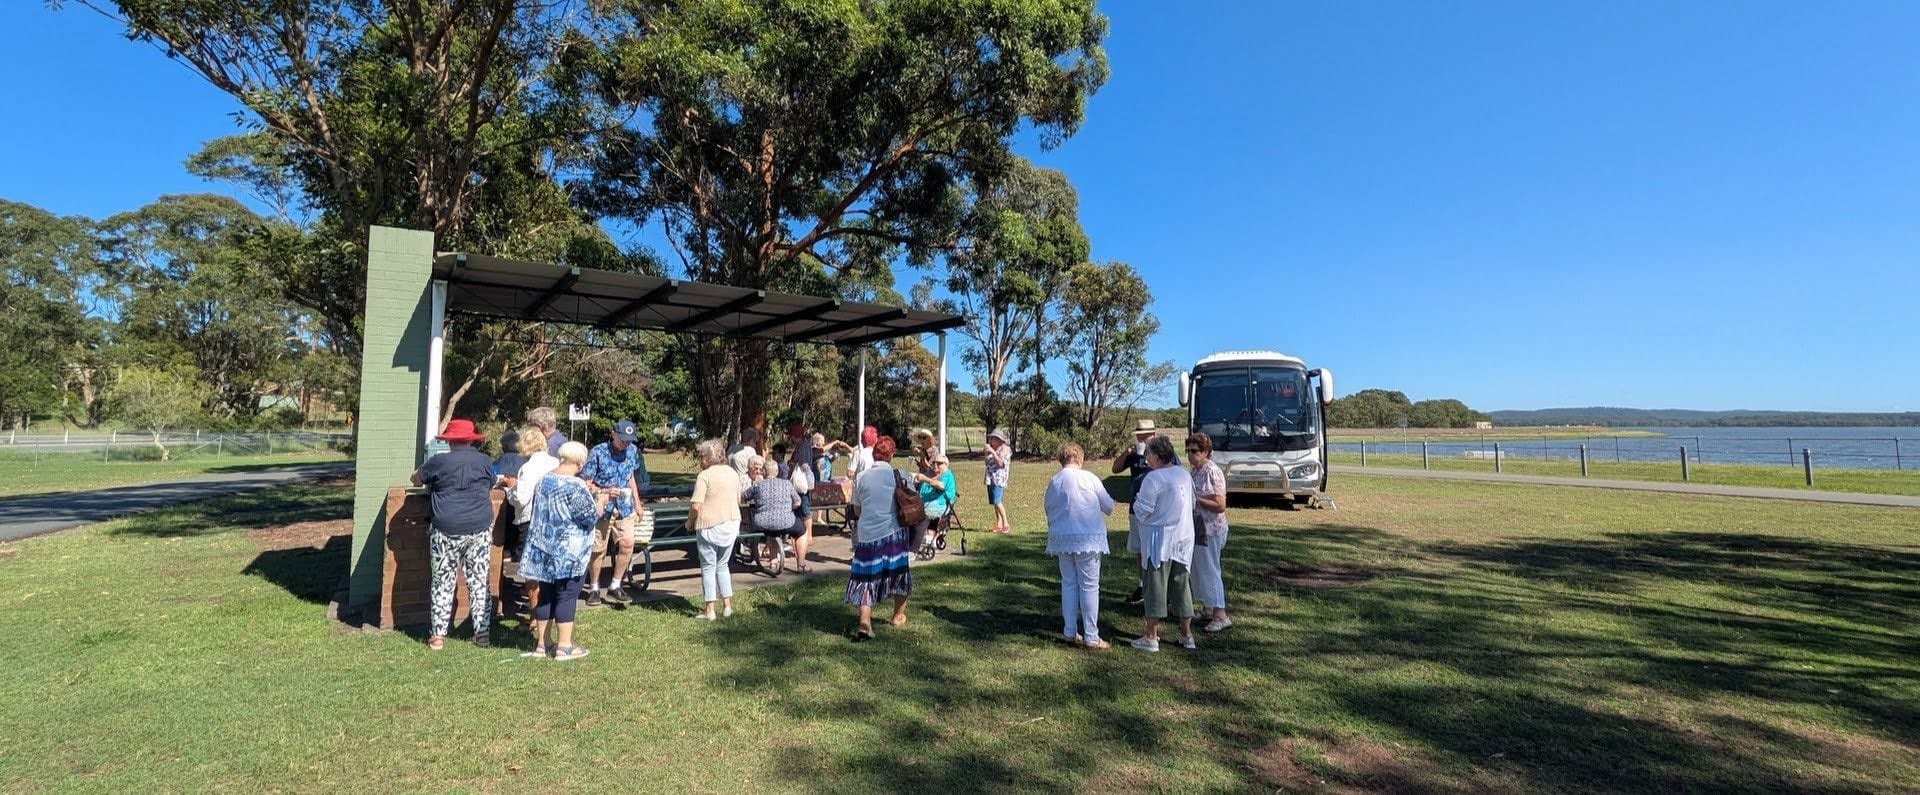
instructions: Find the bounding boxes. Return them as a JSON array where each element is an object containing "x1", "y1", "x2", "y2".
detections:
[
  {"x1": 1328, "y1": 432, "x2": 1917, "y2": 487},
  {"x1": 0, "y1": 430, "x2": 352, "y2": 463}
]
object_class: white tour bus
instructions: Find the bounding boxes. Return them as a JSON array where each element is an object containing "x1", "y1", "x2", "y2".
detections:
[{"x1": 1177, "y1": 350, "x2": 1335, "y2": 507}]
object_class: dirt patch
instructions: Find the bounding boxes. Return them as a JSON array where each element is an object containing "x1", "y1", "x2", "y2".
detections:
[
  {"x1": 1251, "y1": 736, "x2": 1505, "y2": 794},
  {"x1": 247, "y1": 519, "x2": 350, "y2": 551},
  {"x1": 1257, "y1": 562, "x2": 1379, "y2": 589}
]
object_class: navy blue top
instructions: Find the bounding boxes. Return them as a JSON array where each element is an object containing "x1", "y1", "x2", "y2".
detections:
[
  {"x1": 545, "y1": 430, "x2": 569, "y2": 457},
  {"x1": 493, "y1": 452, "x2": 528, "y2": 478},
  {"x1": 418, "y1": 447, "x2": 497, "y2": 535}
]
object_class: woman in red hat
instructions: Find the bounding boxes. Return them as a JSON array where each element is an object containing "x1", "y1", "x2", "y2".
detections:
[{"x1": 411, "y1": 418, "x2": 497, "y2": 650}]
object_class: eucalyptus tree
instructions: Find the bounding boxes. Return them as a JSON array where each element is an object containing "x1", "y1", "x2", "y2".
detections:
[
  {"x1": 1061, "y1": 260, "x2": 1172, "y2": 431},
  {"x1": 581, "y1": 0, "x2": 1108, "y2": 438}
]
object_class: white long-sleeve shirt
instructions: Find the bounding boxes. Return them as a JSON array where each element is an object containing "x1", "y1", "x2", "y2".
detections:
[
  {"x1": 1128, "y1": 464, "x2": 1195, "y2": 569},
  {"x1": 509, "y1": 451, "x2": 560, "y2": 525},
  {"x1": 1044, "y1": 465, "x2": 1114, "y2": 556}
]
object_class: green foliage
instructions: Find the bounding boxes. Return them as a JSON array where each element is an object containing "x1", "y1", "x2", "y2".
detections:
[
  {"x1": 1061, "y1": 261, "x2": 1173, "y2": 430},
  {"x1": 1328, "y1": 389, "x2": 1489, "y2": 428},
  {"x1": 583, "y1": 0, "x2": 1109, "y2": 437},
  {"x1": 927, "y1": 159, "x2": 1089, "y2": 438},
  {"x1": 0, "y1": 199, "x2": 100, "y2": 428},
  {"x1": 105, "y1": 366, "x2": 212, "y2": 460}
]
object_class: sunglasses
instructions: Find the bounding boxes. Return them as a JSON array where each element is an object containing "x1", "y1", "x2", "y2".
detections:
[{"x1": 1185, "y1": 447, "x2": 1202, "y2": 454}]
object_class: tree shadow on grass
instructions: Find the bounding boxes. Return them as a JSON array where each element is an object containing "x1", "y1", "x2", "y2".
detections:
[
  {"x1": 687, "y1": 516, "x2": 1920, "y2": 792},
  {"x1": 105, "y1": 483, "x2": 352, "y2": 538}
]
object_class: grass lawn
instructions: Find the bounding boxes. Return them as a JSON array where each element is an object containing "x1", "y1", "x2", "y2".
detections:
[
  {"x1": 1332, "y1": 451, "x2": 1920, "y2": 497},
  {"x1": 0, "y1": 450, "x2": 349, "y2": 499},
  {"x1": 1, "y1": 456, "x2": 1916, "y2": 791}
]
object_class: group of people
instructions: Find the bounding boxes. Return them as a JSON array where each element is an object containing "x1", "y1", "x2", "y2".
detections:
[
  {"x1": 413, "y1": 411, "x2": 1234, "y2": 656},
  {"x1": 412, "y1": 409, "x2": 1024, "y2": 655},
  {"x1": 1042, "y1": 419, "x2": 1232, "y2": 653}
]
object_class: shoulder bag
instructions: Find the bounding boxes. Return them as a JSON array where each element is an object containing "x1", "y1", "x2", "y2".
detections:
[{"x1": 893, "y1": 471, "x2": 927, "y2": 530}]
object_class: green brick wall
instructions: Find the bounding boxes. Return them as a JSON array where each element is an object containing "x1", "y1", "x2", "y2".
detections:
[{"x1": 347, "y1": 226, "x2": 437, "y2": 615}]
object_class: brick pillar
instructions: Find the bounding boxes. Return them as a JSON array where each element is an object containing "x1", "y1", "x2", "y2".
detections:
[{"x1": 346, "y1": 227, "x2": 437, "y2": 617}]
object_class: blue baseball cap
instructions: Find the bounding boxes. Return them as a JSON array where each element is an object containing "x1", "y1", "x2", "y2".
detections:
[{"x1": 613, "y1": 420, "x2": 638, "y2": 442}]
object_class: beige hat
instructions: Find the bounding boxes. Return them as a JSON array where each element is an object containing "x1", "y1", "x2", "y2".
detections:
[
  {"x1": 927, "y1": 451, "x2": 949, "y2": 464},
  {"x1": 1132, "y1": 419, "x2": 1158, "y2": 436}
]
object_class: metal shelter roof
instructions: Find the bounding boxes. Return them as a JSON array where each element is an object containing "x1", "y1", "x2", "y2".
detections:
[{"x1": 432, "y1": 252, "x2": 963, "y2": 346}]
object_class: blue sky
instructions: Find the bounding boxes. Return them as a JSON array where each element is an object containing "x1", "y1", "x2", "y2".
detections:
[{"x1": 3, "y1": 2, "x2": 1916, "y2": 411}]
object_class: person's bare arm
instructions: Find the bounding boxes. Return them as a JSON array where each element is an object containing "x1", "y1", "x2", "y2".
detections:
[
  {"x1": 1111, "y1": 451, "x2": 1132, "y2": 474},
  {"x1": 1196, "y1": 492, "x2": 1227, "y2": 514}
]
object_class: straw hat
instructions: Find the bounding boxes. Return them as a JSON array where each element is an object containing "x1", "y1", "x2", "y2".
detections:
[
  {"x1": 1131, "y1": 418, "x2": 1158, "y2": 437},
  {"x1": 986, "y1": 428, "x2": 1008, "y2": 444}
]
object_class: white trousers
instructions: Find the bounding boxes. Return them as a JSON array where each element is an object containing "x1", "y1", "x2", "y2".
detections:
[
  {"x1": 1190, "y1": 526, "x2": 1228, "y2": 610},
  {"x1": 1057, "y1": 553, "x2": 1103, "y2": 641}
]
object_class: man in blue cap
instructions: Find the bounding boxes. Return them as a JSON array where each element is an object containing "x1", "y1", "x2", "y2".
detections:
[{"x1": 581, "y1": 419, "x2": 650, "y2": 605}]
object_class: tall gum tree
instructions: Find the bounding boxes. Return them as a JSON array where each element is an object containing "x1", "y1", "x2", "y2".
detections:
[{"x1": 580, "y1": 0, "x2": 1108, "y2": 439}]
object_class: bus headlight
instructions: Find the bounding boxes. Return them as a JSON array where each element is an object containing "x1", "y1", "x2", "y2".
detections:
[{"x1": 1287, "y1": 463, "x2": 1319, "y2": 479}]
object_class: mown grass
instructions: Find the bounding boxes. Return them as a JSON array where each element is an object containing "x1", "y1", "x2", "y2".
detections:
[
  {"x1": 0, "y1": 449, "x2": 350, "y2": 499},
  {"x1": 1331, "y1": 450, "x2": 1920, "y2": 497},
  {"x1": 0, "y1": 459, "x2": 1916, "y2": 791}
]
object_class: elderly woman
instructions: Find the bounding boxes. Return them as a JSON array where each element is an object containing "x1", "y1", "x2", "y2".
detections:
[
  {"x1": 744, "y1": 456, "x2": 802, "y2": 567},
  {"x1": 787, "y1": 444, "x2": 817, "y2": 572},
  {"x1": 520, "y1": 441, "x2": 608, "y2": 661},
  {"x1": 687, "y1": 439, "x2": 744, "y2": 620},
  {"x1": 506, "y1": 425, "x2": 560, "y2": 613},
  {"x1": 1045, "y1": 443, "x2": 1115, "y2": 649},
  {"x1": 984, "y1": 429, "x2": 1013, "y2": 534},
  {"x1": 1186, "y1": 432, "x2": 1232, "y2": 632},
  {"x1": 911, "y1": 450, "x2": 957, "y2": 557},
  {"x1": 1127, "y1": 435, "x2": 1197, "y2": 653},
  {"x1": 846, "y1": 436, "x2": 912, "y2": 640},
  {"x1": 909, "y1": 428, "x2": 939, "y2": 478}
]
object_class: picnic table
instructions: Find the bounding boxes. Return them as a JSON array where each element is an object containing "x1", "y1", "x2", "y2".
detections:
[{"x1": 629, "y1": 485, "x2": 789, "y2": 593}]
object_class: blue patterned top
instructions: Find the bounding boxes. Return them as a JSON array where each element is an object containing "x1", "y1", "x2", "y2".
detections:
[
  {"x1": 519, "y1": 473, "x2": 599, "y2": 582},
  {"x1": 582, "y1": 441, "x2": 648, "y2": 518}
]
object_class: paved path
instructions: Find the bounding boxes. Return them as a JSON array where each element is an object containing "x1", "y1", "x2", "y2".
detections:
[
  {"x1": 1334, "y1": 465, "x2": 1920, "y2": 508},
  {"x1": 0, "y1": 463, "x2": 353, "y2": 542}
]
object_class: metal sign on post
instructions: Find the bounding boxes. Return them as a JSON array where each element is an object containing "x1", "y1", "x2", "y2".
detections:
[{"x1": 568, "y1": 404, "x2": 592, "y2": 422}]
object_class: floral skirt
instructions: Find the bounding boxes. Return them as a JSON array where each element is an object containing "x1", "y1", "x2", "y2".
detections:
[{"x1": 845, "y1": 530, "x2": 913, "y2": 606}]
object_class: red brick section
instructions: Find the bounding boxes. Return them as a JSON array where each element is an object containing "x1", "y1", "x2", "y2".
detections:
[{"x1": 377, "y1": 487, "x2": 509, "y2": 629}]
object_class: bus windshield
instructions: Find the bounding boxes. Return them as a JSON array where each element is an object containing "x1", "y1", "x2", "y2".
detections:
[{"x1": 1191, "y1": 367, "x2": 1316, "y2": 451}]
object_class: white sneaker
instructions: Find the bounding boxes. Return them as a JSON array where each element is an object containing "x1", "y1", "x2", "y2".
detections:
[
  {"x1": 1179, "y1": 634, "x2": 1198, "y2": 650},
  {"x1": 722, "y1": 606, "x2": 735, "y2": 618},
  {"x1": 1204, "y1": 617, "x2": 1233, "y2": 633},
  {"x1": 1129, "y1": 636, "x2": 1160, "y2": 653}
]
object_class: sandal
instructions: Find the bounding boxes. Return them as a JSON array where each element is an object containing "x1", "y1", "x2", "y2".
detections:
[
  {"x1": 553, "y1": 645, "x2": 590, "y2": 661},
  {"x1": 851, "y1": 627, "x2": 874, "y2": 643},
  {"x1": 520, "y1": 646, "x2": 549, "y2": 658},
  {"x1": 472, "y1": 633, "x2": 490, "y2": 648},
  {"x1": 427, "y1": 636, "x2": 445, "y2": 651},
  {"x1": 1083, "y1": 638, "x2": 1112, "y2": 650}
]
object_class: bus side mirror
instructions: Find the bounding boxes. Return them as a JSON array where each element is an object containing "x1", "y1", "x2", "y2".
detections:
[
  {"x1": 1312, "y1": 368, "x2": 1334, "y2": 405},
  {"x1": 1177, "y1": 373, "x2": 1191, "y2": 407}
]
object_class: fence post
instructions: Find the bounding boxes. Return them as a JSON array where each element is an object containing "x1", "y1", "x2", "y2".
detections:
[
  {"x1": 1613, "y1": 436, "x2": 1621, "y2": 463},
  {"x1": 1360, "y1": 440, "x2": 1367, "y2": 467},
  {"x1": 1803, "y1": 448, "x2": 1814, "y2": 487},
  {"x1": 1494, "y1": 442, "x2": 1502, "y2": 473},
  {"x1": 1786, "y1": 437, "x2": 1794, "y2": 465},
  {"x1": 1421, "y1": 441, "x2": 1430, "y2": 470},
  {"x1": 1894, "y1": 438, "x2": 1902, "y2": 471},
  {"x1": 1680, "y1": 446, "x2": 1690, "y2": 481},
  {"x1": 1694, "y1": 436, "x2": 1702, "y2": 463},
  {"x1": 1580, "y1": 444, "x2": 1589, "y2": 477}
]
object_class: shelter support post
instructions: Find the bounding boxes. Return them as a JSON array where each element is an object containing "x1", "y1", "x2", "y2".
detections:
[
  {"x1": 857, "y1": 348, "x2": 867, "y2": 437},
  {"x1": 936, "y1": 332, "x2": 948, "y2": 453},
  {"x1": 347, "y1": 226, "x2": 438, "y2": 618},
  {"x1": 424, "y1": 280, "x2": 447, "y2": 446}
]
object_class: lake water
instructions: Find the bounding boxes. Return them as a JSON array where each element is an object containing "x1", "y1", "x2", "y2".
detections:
[{"x1": 1329, "y1": 426, "x2": 1920, "y2": 470}]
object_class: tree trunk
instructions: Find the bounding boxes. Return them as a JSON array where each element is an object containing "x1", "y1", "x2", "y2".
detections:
[{"x1": 151, "y1": 430, "x2": 170, "y2": 462}]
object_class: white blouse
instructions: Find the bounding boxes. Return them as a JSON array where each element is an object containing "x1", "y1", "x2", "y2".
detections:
[
  {"x1": 1044, "y1": 466, "x2": 1114, "y2": 555},
  {"x1": 1128, "y1": 464, "x2": 1195, "y2": 569},
  {"x1": 509, "y1": 451, "x2": 560, "y2": 525}
]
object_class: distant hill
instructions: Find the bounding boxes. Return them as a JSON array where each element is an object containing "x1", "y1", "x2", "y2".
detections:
[{"x1": 1487, "y1": 407, "x2": 1920, "y2": 428}]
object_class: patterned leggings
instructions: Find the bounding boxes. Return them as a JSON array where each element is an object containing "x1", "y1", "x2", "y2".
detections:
[{"x1": 429, "y1": 529, "x2": 491, "y2": 637}]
